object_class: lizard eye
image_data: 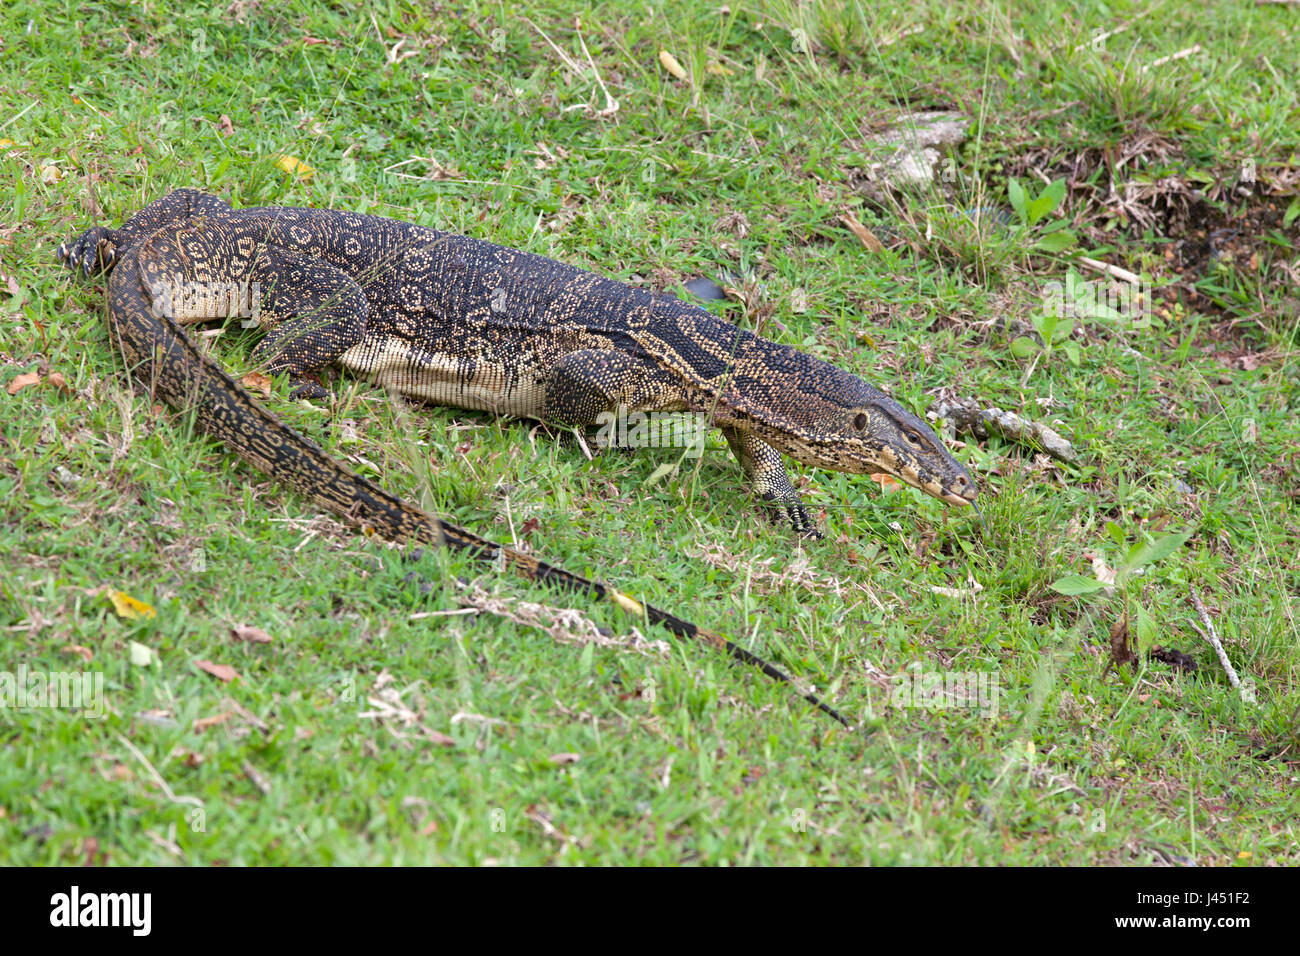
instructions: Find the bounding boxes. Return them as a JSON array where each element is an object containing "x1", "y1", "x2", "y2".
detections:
[
  {"x1": 853, "y1": 412, "x2": 868, "y2": 431},
  {"x1": 904, "y1": 429, "x2": 925, "y2": 448}
]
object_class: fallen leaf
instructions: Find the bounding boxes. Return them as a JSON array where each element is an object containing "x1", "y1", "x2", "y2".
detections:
[
  {"x1": 46, "y1": 371, "x2": 71, "y2": 393},
  {"x1": 419, "y1": 820, "x2": 439, "y2": 836},
  {"x1": 870, "y1": 473, "x2": 902, "y2": 492},
  {"x1": 241, "y1": 371, "x2": 272, "y2": 397},
  {"x1": 275, "y1": 154, "x2": 316, "y2": 182},
  {"x1": 7, "y1": 371, "x2": 40, "y2": 395},
  {"x1": 1085, "y1": 552, "x2": 1117, "y2": 589},
  {"x1": 548, "y1": 752, "x2": 581, "y2": 766},
  {"x1": 243, "y1": 760, "x2": 271, "y2": 795},
  {"x1": 218, "y1": 114, "x2": 234, "y2": 136},
  {"x1": 110, "y1": 764, "x2": 134, "y2": 782},
  {"x1": 930, "y1": 582, "x2": 985, "y2": 599},
  {"x1": 128, "y1": 642, "x2": 158, "y2": 667},
  {"x1": 195, "y1": 660, "x2": 239, "y2": 683},
  {"x1": 1108, "y1": 613, "x2": 1136, "y2": 670},
  {"x1": 231, "y1": 624, "x2": 272, "y2": 644},
  {"x1": 840, "y1": 212, "x2": 885, "y2": 253},
  {"x1": 62, "y1": 644, "x2": 93, "y2": 662},
  {"x1": 173, "y1": 747, "x2": 205, "y2": 768},
  {"x1": 108, "y1": 589, "x2": 156, "y2": 620},
  {"x1": 193, "y1": 711, "x2": 235, "y2": 731},
  {"x1": 658, "y1": 49, "x2": 687, "y2": 80},
  {"x1": 40, "y1": 163, "x2": 62, "y2": 184}
]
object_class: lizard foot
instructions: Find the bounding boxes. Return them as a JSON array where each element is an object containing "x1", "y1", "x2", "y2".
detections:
[
  {"x1": 57, "y1": 226, "x2": 119, "y2": 278},
  {"x1": 759, "y1": 495, "x2": 823, "y2": 540},
  {"x1": 288, "y1": 379, "x2": 330, "y2": 401}
]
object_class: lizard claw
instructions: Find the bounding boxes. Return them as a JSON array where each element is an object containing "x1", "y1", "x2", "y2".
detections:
[{"x1": 57, "y1": 226, "x2": 118, "y2": 278}]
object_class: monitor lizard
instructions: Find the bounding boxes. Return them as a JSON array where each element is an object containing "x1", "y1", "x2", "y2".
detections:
[{"x1": 58, "y1": 189, "x2": 980, "y2": 725}]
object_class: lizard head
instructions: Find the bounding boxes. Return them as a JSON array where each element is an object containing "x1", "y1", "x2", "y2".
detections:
[{"x1": 747, "y1": 363, "x2": 979, "y2": 509}]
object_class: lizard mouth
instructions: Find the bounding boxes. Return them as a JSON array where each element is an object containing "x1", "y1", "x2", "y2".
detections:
[
  {"x1": 883, "y1": 460, "x2": 977, "y2": 507},
  {"x1": 940, "y1": 478, "x2": 979, "y2": 506}
]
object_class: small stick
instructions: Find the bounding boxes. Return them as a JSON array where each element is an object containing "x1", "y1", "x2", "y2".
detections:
[
  {"x1": 1078, "y1": 256, "x2": 1142, "y2": 285},
  {"x1": 1142, "y1": 44, "x2": 1202, "y2": 74},
  {"x1": 931, "y1": 398, "x2": 1080, "y2": 464},
  {"x1": 1189, "y1": 587, "x2": 1241, "y2": 688}
]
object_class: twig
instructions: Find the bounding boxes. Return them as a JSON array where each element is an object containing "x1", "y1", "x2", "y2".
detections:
[
  {"x1": 1142, "y1": 44, "x2": 1202, "y2": 74},
  {"x1": 931, "y1": 398, "x2": 1081, "y2": 464},
  {"x1": 114, "y1": 733, "x2": 204, "y2": 809},
  {"x1": 523, "y1": 17, "x2": 585, "y2": 77},
  {"x1": 1189, "y1": 587, "x2": 1240, "y2": 688},
  {"x1": 1078, "y1": 256, "x2": 1141, "y2": 285},
  {"x1": 881, "y1": 25, "x2": 924, "y2": 46},
  {"x1": 574, "y1": 19, "x2": 619, "y2": 117}
]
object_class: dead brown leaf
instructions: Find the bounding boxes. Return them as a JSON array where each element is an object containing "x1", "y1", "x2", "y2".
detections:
[
  {"x1": 870, "y1": 473, "x2": 902, "y2": 492},
  {"x1": 195, "y1": 660, "x2": 239, "y2": 683},
  {"x1": 241, "y1": 371, "x2": 272, "y2": 397},
  {"x1": 81, "y1": 836, "x2": 102, "y2": 866},
  {"x1": 840, "y1": 212, "x2": 885, "y2": 253},
  {"x1": 172, "y1": 747, "x2": 204, "y2": 769},
  {"x1": 193, "y1": 711, "x2": 236, "y2": 731},
  {"x1": 62, "y1": 644, "x2": 94, "y2": 662},
  {"x1": 7, "y1": 371, "x2": 40, "y2": 395},
  {"x1": 231, "y1": 624, "x2": 272, "y2": 644},
  {"x1": 1108, "y1": 613, "x2": 1137, "y2": 670}
]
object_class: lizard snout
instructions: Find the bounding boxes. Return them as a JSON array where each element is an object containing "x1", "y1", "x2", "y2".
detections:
[{"x1": 941, "y1": 471, "x2": 978, "y2": 506}]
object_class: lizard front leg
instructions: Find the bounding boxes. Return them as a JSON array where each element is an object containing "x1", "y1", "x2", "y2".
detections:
[
  {"x1": 541, "y1": 349, "x2": 663, "y2": 426},
  {"x1": 247, "y1": 250, "x2": 369, "y2": 399},
  {"x1": 722, "y1": 427, "x2": 821, "y2": 539}
]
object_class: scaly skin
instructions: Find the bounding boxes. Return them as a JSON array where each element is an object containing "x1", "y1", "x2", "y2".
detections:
[
  {"x1": 58, "y1": 190, "x2": 851, "y2": 726},
  {"x1": 61, "y1": 190, "x2": 978, "y2": 539}
]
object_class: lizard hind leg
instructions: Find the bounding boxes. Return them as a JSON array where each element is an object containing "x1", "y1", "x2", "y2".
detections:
[{"x1": 58, "y1": 190, "x2": 233, "y2": 278}]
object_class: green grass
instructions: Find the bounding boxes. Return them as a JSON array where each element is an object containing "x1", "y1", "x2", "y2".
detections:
[{"x1": 1, "y1": 0, "x2": 1298, "y2": 864}]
